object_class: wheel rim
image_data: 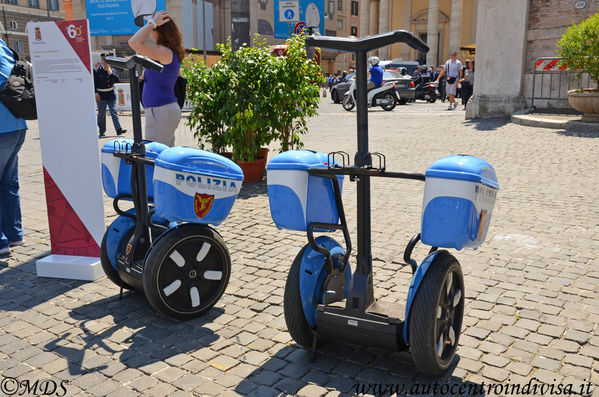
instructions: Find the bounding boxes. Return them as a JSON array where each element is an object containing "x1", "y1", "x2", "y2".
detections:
[
  {"x1": 381, "y1": 93, "x2": 395, "y2": 110},
  {"x1": 434, "y1": 270, "x2": 463, "y2": 363},
  {"x1": 156, "y1": 235, "x2": 227, "y2": 314}
]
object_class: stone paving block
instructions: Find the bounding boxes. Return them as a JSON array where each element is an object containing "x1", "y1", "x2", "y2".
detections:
[
  {"x1": 538, "y1": 324, "x2": 565, "y2": 338},
  {"x1": 531, "y1": 355, "x2": 561, "y2": 371},
  {"x1": 193, "y1": 380, "x2": 226, "y2": 396},
  {"x1": 172, "y1": 374, "x2": 206, "y2": 391},
  {"x1": 564, "y1": 353, "x2": 594, "y2": 368},
  {"x1": 297, "y1": 384, "x2": 329, "y2": 397},
  {"x1": 506, "y1": 361, "x2": 533, "y2": 376},
  {"x1": 550, "y1": 339, "x2": 581, "y2": 353},
  {"x1": 482, "y1": 354, "x2": 510, "y2": 368},
  {"x1": 482, "y1": 366, "x2": 509, "y2": 382},
  {"x1": 209, "y1": 355, "x2": 239, "y2": 371}
]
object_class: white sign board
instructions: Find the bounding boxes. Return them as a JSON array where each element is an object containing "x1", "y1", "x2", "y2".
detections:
[
  {"x1": 279, "y1": 1, "x2": 299, "y2": 22},
  {"x1": 28, "y1": 20, "x2": 106, "y2": 281}
]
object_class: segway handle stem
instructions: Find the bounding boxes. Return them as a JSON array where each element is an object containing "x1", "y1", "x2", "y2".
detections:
[
  {"x1": 306, "y1": 30, "x2": 429, "y2": 54},
  {"x1": 104, "y1": 55, "x2": 164, "y2": 73}
]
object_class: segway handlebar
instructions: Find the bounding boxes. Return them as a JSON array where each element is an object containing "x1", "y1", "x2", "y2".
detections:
[
  {"x1": 306, "y1": 30, "x2": 429, "y2": 54},
  {"x1": 104, "y1": 55, "x2": 164, "y2": 73}
]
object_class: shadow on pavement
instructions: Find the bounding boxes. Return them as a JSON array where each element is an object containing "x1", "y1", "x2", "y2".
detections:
[
  {"x1": 556, "y1": 128, "x2": 599, "y2": 138},
  {"x1": 44, "y1": 294, "x2": 222, "y2": 375},
  {"x1": 463, "y1": 118, "x2": 510, "y2": 131},
  {"x1": 237, "y1": 179, "x2": 268, "y2": 200},
  {"x1": 235, "y1": 343, "x2": 485, "y2": 396},
  {"x1": 0, "y1": 252, "x2": 88, "y2": 312}
]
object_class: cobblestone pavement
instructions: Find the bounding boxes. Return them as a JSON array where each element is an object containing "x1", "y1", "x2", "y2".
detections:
[{"x1": 1, "y1": 99, "x2": 599, "y2": 396}]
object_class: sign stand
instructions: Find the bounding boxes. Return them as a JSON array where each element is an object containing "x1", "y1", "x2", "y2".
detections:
[{"x1": 28, "y1": 20, "x2": 106, "y2": 281}]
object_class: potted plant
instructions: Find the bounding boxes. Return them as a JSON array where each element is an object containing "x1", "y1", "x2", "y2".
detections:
[
  {"x1": 184, "y1": 35, "x2": 323, "y2": 182},
  {"x1": 557, "y1": 13, "x2": 599, "y2": 122}
]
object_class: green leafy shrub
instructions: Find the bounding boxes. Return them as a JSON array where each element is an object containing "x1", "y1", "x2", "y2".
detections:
[
  {"x1": 557, "y1": 14, "x2": 599, "y2": 86},
  {"x1": 183, "y1": 35, "x2": 324, "y2": 162}
]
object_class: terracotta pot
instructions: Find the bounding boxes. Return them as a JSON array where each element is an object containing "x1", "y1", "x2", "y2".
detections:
[
  {"x1": 568, "y1": 89, "x2": 599, "y2": 122},
  {"x1": 236, "y1": 156, "x2": 266, "y2": 183}
]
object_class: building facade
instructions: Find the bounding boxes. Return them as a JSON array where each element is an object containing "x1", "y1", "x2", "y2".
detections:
[
  {"x1": 467, "y1": 0, "x2": 598, "y2": 119},
  {"x1": 0, "y1": 0, "x2": 65, "y2": 58},
  {"x1": 359, "y1": 0, "x2": 478, "y2": 67}
]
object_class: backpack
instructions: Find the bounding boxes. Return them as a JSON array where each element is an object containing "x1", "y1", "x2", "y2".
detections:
[{"x1": 0, "y1": 48, "x2": 37, "y2": 120}]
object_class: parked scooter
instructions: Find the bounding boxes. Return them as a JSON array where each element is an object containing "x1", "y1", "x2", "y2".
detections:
[
  {"x1": 342, "y1": 79, "x2": 398, "y2": 111},
  {"x1": 413, "y1": 81, "x2": 439, "y2": 103}
]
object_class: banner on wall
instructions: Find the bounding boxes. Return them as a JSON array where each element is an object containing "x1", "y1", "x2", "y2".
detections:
[
  {"x1": 28, "y1": 19, "x2": 106, "y2": 281},
  {"x1": 274, "y1": 0, "x2": 324, "y2": 39},
  {"x1": 86, "y1": 0, "x2": 167, "y2": 36}
]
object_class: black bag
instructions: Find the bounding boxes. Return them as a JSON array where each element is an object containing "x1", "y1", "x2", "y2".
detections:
[
  {"x1": 139, "y1": 75, "x2": 187, "y2": 109},
  {"x1": 447, "y1": 76, "x2": 457, "y2": 85},
  {"x1": 0, "y1": 48, "x2": 37, "y2": 120}
]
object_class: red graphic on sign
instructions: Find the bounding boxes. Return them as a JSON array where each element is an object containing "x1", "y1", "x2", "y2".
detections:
[
  {"x1": 55, "y1": 20, "x2": 91, "y2": 73},
  {"x1": 194, "y1": 193, "x2": 214, "y2": 219},
  {"x1": 294, "y1": 21, "x2": 306, "y2": 35},
  {"x1": 43, "y1": 168, "x2": 100, "y2": 257}
]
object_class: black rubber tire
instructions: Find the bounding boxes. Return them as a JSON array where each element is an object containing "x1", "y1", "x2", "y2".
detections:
[
  {"x1": 429, "y1": 97, "x2": 437, "y2": 103},
  {"x1": 398, "y1": 98, "x2": 408, "y2": 105},
  {"x1": 409, "y1": 251, "x2": 464, "y2": 377},
  {"x1": 284, "y1": 245, "x2": 326, "y2": 349},
  {"x1": 342, "y1": 94, "x2": 355, "y2": 111},
  {"x1": 380, "y1": 92, "x2": 396, "y2": 111},
  {"x1": 143, "y1": 224, "x2": 231, "y2": 320},
  {"x1": 100, "y1": 227, "x2": 134, "y2": 290}
]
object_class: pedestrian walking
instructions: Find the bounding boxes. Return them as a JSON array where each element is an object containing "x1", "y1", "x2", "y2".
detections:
[
  {"x1": 94, "y1": 54, "x2": 127, "y2": 137},
  {"x1": 460, "y1": 60, "x2": 475, "y2": 108},
  {"x1": 0, "y1": 39, "x2": 26, "y2": 257},
  {"x1": 436, "y1": 51, "x2": 463, "y2": 110},
  {"x1": 128, "y1": 10, "x2": 185, "y2": 146}
]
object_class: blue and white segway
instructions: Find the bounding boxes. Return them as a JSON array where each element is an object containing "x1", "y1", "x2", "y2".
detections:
[
  {"x1": 99, "y1": 55, "x2": 243, "y2": 320},
  {"x1": 266, "y1": 31, "x2": 499, "y2": 376}
]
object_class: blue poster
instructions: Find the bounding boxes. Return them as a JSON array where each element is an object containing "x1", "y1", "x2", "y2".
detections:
[
  {"x1": 274, "y1": 0, "x2": 325, "y2": 39},
  {"x1": 86, "y1": 0, "x2": 167, "y2": 36}
]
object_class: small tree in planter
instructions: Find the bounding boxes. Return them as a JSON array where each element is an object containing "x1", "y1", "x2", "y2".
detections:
[
  {"x1": 271, "y1": 35, "x2": 324, "y2": 151},
  {"x1": 557, "y1": 14, "x2": 599, "y2": 121},
  {"x1": 184, "y1": 35, "x2": 323, "y2": 181}
]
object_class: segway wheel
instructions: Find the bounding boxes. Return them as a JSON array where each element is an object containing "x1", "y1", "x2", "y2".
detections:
[
  {"x1": 100, "y1": 225, "x2": 134, "y2": 290},
  {"x1": 409, "y1": 251, "x2": 464, "y2": 376},
  {"x1": 380, "y1": 92, "x2": 396, "y2": 111},
  {"x1": 284, "y1": 246, "x2": 318, "y2": 348},
  {"x1": 143, "y1": 224, "x2": 231, "y2": 320},
  {"x1": 342, "y1": 95, "x2": 355, "y2": 111},
  {"x1": 100, "y1": 215, "x2": 168, "y2": 290},
  {"x1": 429, "y1": 97, "x2": 437, "y2": 103}
]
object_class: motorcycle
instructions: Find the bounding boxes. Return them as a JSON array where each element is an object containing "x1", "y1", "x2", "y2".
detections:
[
  {"x1": 413, "y1": 80, "x2": 439, "y2": 103},
  {"x1": 342, "y1": 80, "x2": 398, "y2": 111}
]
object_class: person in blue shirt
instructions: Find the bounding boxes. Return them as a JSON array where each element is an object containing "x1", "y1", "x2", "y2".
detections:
[
  {"x1": 0, "y1": 39, "x2": 27, "y2": 256},
  {"x1": 93, "y1": 54, "x2": 126, "y2": 137},
  {"x1": 367, "y1": 56, "x2": 383, "y2": 90}
]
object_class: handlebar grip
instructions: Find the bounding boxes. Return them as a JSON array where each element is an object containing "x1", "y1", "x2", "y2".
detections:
[
  {"x1": 104, "y1": 55, "x2": 164, "y2": 73},
  {"x1": 128, "y1": 54, "x2": 164, "y2": 72},
  {"x1": 306, "y1": 30, "x2": 429, "y2": 54}
]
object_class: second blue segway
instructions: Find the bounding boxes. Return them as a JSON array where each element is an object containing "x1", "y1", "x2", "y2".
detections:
[
  {"x1": 266, "y1": 31, "x2": 499, "y2": 376},
  {"x1": 99, "y1": 55, "x2": 243, "y2": 320}
]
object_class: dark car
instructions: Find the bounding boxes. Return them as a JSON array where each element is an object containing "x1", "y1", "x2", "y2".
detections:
[{"x1": 330, "y1": 71, "x2": 414, "y2": 104}]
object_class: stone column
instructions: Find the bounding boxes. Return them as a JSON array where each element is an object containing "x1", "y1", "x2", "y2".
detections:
[
  {"x1": 369, "y1": 0, "x2": 378, "y2": 36},
  {"x1": 448, "y1": 0, "x2": 463, "y2": 55},
  {"x1": 401, "y1": 0, "x2": 411, "y2": 60},
  {"x1": 465, "y1": 0, "x2": 530, "y2": 119},
  {"x1": 426, "y1": 0, "x2": 439, "y2": 66},
  {"x1": 378, "y1": 0, "x2": 389, "y2": 59},
  {"x1": 360, "y1": 0, "x2": 370, "y2": 37}
]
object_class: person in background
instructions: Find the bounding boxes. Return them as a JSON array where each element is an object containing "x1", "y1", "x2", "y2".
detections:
[
  {"x1": 128, "y1": 10, "x2": 185, "y2": 146},
  {"x1": 429, "y1": 65, "x2": 438, "y2": 82},
  {"x1": 459, "y1": 60, "x2": 475, "y2": 108},
  {"x1": 0, "y1": 39, "x2": 26, "y2": 257},
  {"x1": 411, "y1": 65, "x2": 430, "y2": 102},
  {"x1": 436, "y1": 51, "x2": 463, "y2": 110},
  {"x1": 93, "y1": 54, "x2": 127, "y2": 137},
  {"x1": 367, "y1": 56, "x2": 384, "y2": 90}
]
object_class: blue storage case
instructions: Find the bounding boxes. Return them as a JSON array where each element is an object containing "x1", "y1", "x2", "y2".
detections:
[
  {"x1": 153, "y1": 147, "x2": 244, "y2": 225},
  {"x1": 421, "y1": 155, "x2": 499, "y2": 250},
  {"x1": 267, "y1": 150, "x2": 344, "y2": 231},
  {"x1": 101, "y1": 139, "x2": 168, "y2": 199}
]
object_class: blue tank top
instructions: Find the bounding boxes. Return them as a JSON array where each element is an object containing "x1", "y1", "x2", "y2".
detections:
[{"x1": 142, "y1": 49, "x2": 181, "y2": 108}]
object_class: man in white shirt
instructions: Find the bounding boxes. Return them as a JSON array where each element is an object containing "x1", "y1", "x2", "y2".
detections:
[{"x1": 436, "y1": 51, "x2": 463, "y2": 110}]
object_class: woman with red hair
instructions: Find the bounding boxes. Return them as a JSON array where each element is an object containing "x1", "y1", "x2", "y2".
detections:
[{"x1": 128, "y1": 10, "x2": 185, "y2": 146}]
